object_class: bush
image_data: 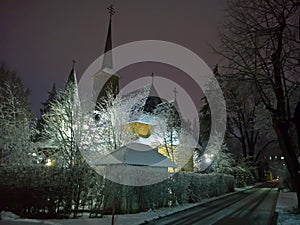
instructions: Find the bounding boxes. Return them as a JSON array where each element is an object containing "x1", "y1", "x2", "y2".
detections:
[
  {"x1": 232, "y1": 165, "x2": 255, "y2": 187},
  {"x1": 0, "y1": 166, "x2": 235, "y2": 217},
  {"x1": 171, "y1": 172, "x2": 234, "y2": 203},
  {"x1": 0, "y1": 165, "x2": 90, "y2": 218}
]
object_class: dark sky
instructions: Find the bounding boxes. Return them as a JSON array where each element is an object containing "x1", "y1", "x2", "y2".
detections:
[{"x1": 0, "y1": 0, "x2": 227, "y2": 116}]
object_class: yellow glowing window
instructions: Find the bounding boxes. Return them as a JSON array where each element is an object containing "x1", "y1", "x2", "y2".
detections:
[{"x1": 126, "y1": 122, "x2": 153, "y2": 138}]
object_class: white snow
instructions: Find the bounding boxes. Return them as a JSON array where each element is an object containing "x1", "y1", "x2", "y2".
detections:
[
  {"x1": 0, "y1": 211, "x2": 58, "y2": 224},
  {"x1": 0, "y1": 211, "x2": 60, "y2": 225},
  {"x1": 1, "y1": 211, "x2": 20, "y2": 220},
  {"x1": 47, "y1": 187, "x2": 248, "y2": 225},
  {"x1": 0, "y1": 186, "x2": 253, "y2": 225},
  {"x1": 276, "y1": 191, "x2": 300, "y2": 225}
]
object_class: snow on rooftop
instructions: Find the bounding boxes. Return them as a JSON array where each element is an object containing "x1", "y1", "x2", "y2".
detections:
[
  {"x1": 94, "y1": 142, "x2": 177, "y2": 168},
  {"x1": 129, "y1": 113, "x2": 157, "y2": 125}
]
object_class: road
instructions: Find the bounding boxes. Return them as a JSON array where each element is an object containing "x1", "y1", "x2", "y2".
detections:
[{"x1": 141, "y1": 182, "x2": 279, "y2": 225}]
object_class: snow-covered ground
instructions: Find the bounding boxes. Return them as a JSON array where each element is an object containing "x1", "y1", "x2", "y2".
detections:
[
  {"x1": 0, "y1": 211, "x2": 58, "y2": 225},
  {"x1": 0, "y1": 185, "x2": 256, "y2": 225},
  {"x1": 0, "y1": 192, "x2": 238, "y2": 225},
  {"x1": 0, "y1": 204, "x2": 199, "y2": 225},
  {"x1": 48, "y1": 187, "x2": 256, "y2": 225},
  {"x1": 49, "y1": 203, "x2": 199, "y2": 225},
  {"x1": 2, "y1": 185, "x2": 298, "y2": 225},
  {"x1": 276, "y1": 191, "x2": 300, "y2": 225}
]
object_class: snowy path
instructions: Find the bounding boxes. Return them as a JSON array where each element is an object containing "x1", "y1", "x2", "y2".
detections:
[
  {"x1": 1, "y1": 184, "x2": 299, "y2": 225},
  {"x1": 46, "y1": 188, "x2": 249, "y2": 225},
  {"x1": 276, "y1": 191, "x2": 300, "y2": 225},
  {"x1": 141, "y1": 182, "x2": 279, "y2": 225},
  {"x1": 4, "y1": 185, "x2": 285, "y2": 225}
]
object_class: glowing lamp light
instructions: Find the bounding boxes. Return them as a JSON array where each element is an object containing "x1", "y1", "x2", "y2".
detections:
[
  {"x1": 45, "y1": 159, "x2": 54, "y2": 167},
  {"x1": 205, "y1": 158, "x2": 212, "y2": 163}
]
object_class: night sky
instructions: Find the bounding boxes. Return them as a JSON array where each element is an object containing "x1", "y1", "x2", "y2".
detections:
[{"x1": 0, "y1": 0, "x2": 227, "y2": 116}]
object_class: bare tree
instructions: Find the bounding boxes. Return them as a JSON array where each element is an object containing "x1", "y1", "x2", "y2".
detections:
[
  {"x1": 41, "y1": 82, "x2": 82, "y2": 168},
  {"x1": 41, "y1": 81, "x2": 86, "y2": 217},
  {"x1": 153, "y1": 101, "x2": 181, "y2": 162},
  {"x1": 224, "y1": 76, "x2": 278, "y2": 162},
  {"x1": 85, "y1": 86, "x2": 150, "y2": 159},
  {"x1": 217, "y1": 0, "x2": 300, "y2": 207},
  {"x1": 153, "y1": 101, "x2": 196, "y2": 171},
  {"x1": 83, "y1": 85, "x2": 150, "y2": 224},
  {"x1": 0, "y1": 65, "x2": 34, "y2": 165}
]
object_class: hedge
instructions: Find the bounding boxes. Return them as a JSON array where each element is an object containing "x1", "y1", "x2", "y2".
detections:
[{"x1": 0, "y1": 166, "x2": 234, "y2": 217}]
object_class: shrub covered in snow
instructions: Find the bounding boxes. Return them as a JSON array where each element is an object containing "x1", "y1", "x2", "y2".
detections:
[
  {"x1": 209, "y1": 144, "x2": 235, "y2": 175},
  {"x1": 171, "y1": 172, "x2": 234, "y2": 204},
  {"x1": 101, "y1": 172, "x2": 234, "y2": 213},
  {"x1": 0, "y1": 211, "x2": 20, "y2": 220},
  {"x1": 195, "y1": 144, "x2": 255, "y2": 188},
  {"x1": 232, "y1": 164, "x2": 255, "y2": 188},
  {"x1": 0, "y1": 165, "x2": 92, "y2": 218},
  {"x1": 0, "y1": 166, "x2": 234, "y2": 217}
]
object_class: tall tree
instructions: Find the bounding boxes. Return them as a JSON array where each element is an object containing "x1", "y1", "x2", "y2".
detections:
[
  {"x1": 40, "y1": 64, "x2": 89, "y2": 217},
  {"x1": 223, "y1": 73, "x2": 278, "y2": 162},
  {"x1": 35, "y1": 83, "x2": 58, "y2": 142},
  {"x1": 41, "y1": 82, "x2": 82, "y2": 167},
  {"x1": 218, "y1": 0, "x2": 300, "y2": 207},
  {"x1": 0, "y1": 64, "x2": 34, "y2": 165},
  {"x1": 154, "y1": 101, "x2": 181, "y2": 163}
]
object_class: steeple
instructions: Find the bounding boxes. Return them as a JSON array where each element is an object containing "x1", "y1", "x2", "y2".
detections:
[
  {"x1": 148, "y1": 73, "x2": 159, "y2": 97},
  {"x1": 67, "y1": 60, "x2": 77, "y2": 85},
  {"x1": 65, "y1": 60, "x2": 79, "y2": 104},
  {"x1": 102, "y1": 4, "x2": 115, "y2": 70},
  {"x1": 172, "y1": 87, "x2": 181, "y2": 121},
  {"x1": 93, "y1": 5, "x2": 119, "y2": 106},
  {"x1": 143, "y1": 73, "x2": 163, "y2": 113},
  {"x1": 173, "y1": 87, "x2": 178, "y2": 102}
]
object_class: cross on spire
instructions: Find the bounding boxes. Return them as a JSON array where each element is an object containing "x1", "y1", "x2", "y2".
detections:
[
  {"x1": 107, "y1": 4, "x2": 115, "y2": 19},
  {"x1": 102, "y1": 5, "x2": 115, "y2": 69}
]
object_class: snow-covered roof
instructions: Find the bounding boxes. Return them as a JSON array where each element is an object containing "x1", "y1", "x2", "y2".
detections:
[
  {"x1": 95, "y1": 142, "x2": 177, "y2": 168},
  {"x1": 101, "y1": 67, "x2": 119, "y2": 76},
  {"x1": 129, "y1": 113, "x2": 157, "y2": 125}
]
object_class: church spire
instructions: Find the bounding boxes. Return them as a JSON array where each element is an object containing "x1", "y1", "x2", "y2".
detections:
[
  {"x1": 102, "y1": 4, "x2": 115, "y2": 70},
  {"x1": 67, "y1": 60, "x2": 77, "y2": 85},
  {"x1": 65, "y1": 60, "x2": 79, "y2": 103},
  {"x1": 143, "y1": 73, "x2": 163, "y2": 113},
  {"x1": 173, "y1": 87, "x2": 180, "y2": 114},
  {"x1": 173, "y1": 87, "x2": 178, "y2": 101}
]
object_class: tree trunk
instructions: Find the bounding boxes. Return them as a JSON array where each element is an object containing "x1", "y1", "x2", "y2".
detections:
[
  {"x1": 272, "y1": 118, "x2": 300, "y2": 208},
  {"x1": 242, "y1": 141, "x2": 247, "y2": 158},
  {"x1": 111, "y1": 196, "x2": 117, "y2": 225}
]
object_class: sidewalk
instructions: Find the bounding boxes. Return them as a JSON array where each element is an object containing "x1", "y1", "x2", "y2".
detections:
[{"x1": 276, "y1": 191, "x2": 300, "y2": 225}]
